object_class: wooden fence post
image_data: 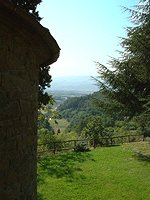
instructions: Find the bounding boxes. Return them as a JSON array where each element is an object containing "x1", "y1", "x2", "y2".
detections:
[
  {"x1": 53, "y1": 142, "x2": 56, "y2": 154},
  {"x1": 110, "y1": 138, "x2": 113, "y2": 146},
  {"x1": 74, "y1": 140, "x2": 77, "y2": 151},
  {"x1": 142, "y1": 134, "x2": 145, "y2": 141},
  {"x1": 128, "y1": 135, "x2": 131, "y2": 143}
]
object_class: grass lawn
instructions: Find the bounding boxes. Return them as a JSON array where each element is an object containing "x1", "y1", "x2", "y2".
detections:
[{"x1": 38, "y1": 142, "x2": 150, "y2": 200}]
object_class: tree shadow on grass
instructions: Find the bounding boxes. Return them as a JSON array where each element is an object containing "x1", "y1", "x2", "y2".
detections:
[
  {"x1": 38, "y1": 151, "x2": 94, "y2": 184},
  {"x1": 37, "y1": 192, "x2": 46, "y2": 200},
  {"x1": 135, "y1": 152, "x2": 150, "y2": 163},
  {"x1": 37, "y1": 152, "x2": 95, "y2": 199}
]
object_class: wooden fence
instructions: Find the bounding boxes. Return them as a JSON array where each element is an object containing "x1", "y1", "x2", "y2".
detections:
[
  {"x1": 38, "y1": 134, "x2": 146, "y2": 155},
  {"x1": 38, "y1": 139, "x2": 90, "y2": 154}
]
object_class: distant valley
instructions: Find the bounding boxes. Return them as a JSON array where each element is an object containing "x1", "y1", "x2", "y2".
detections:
[
  {"x1": 48, "y1": 76, "x2": 98, "y2": 93},
  {"x1": 46, "y1": 76, "x2": 99, "y2": 105}
]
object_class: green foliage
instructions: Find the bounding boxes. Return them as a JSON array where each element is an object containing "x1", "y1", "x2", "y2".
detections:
[
  {"x1": 143, "y1": 129, "x2": 150, "y2": 138},
  {"x1": 59, "y1": 93, "x2": 101, "y2": 118},
  {"x1": 66, "y1": 112, "x2": 91, "y2": 133},
  {"x1": 38, "y1": 112, "x2": 53, "y2": 132},
  {"x1": 81, "y1": 116, "x2": 104, "y2": 147},
  {"x1": 113, "y1": 119, "x2": 141, "y2": 137},
  {"x1": 91, "y1": 90, "x2": 125, "y2": 120},
  {"x1": 95, "y1": 1, "x2": 150, "y2": 118},
  {"x1": 38, "y1": 128, "x2": 55, "y2": 144},
  {"x1": 58, "y1": 93, "x2": 102, "y2": 133},
  {"x1": 50, "y1": 119, "x2": 69, "y2": 134},
  {"x1": 56, "y1": 131, "x2": 77, "y2": 141},
  {"x1": 137, "y1": 96, "x2": 150, "y2": 129},
  {"x1": 38, "y1": 99, "x2": 56, "y2": 130},
  {"x1": 74, "y1": 142, "x2": 90, "y2": 152},
  {"x1": 38, "y1": 102, "x2": 74, "y2": 152},
  {"x1": 58, "y1": 90, "x2": 144, "y2": 142},
  {"x1": 38, "y1": 101, "x2": 57, "y2": 150},
  {"x1": 38, "y1": 66, "x2": 53, "y2": 108}
]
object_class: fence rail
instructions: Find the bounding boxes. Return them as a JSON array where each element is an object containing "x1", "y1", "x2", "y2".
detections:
[{"x1": 38, "y1": 134, "x2": 145, "y2": 155}]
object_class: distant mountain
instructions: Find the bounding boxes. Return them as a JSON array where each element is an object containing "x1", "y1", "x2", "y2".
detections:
[{"x1": 48, "y1": 76, "x2": 99, "y2": 93}]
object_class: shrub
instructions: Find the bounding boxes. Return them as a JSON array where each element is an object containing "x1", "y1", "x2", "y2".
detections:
[{"x1": 74, "y1": 142, "x2": 90, "y2": 152}]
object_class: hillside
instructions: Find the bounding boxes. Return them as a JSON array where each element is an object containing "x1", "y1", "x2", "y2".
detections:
[{"x1": 58, "y1": 92, "x2": 102, "y2": 133}]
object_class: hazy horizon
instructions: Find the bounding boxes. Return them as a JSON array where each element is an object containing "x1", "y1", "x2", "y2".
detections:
[{"x1": 49, "y1": 75, "x2": 99, "y2": 92}]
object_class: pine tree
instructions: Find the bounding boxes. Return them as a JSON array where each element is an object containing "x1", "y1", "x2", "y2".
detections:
[{"x1": 95, "y1": 0, "x2": 150, "y2": 118}]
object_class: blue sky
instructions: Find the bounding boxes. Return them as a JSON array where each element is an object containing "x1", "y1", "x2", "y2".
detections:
[{"x1": 38, "y1": 0, "x2": 137, "y2": 77}]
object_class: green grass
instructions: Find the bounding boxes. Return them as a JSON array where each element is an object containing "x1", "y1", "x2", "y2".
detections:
[{"x1": 38, "y1": 142, "x2": 150, "y2": 200}]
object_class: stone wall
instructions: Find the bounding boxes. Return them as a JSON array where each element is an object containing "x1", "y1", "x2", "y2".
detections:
[
  {"x1": 0, "y1": 24, "x2": 38, "y2": 200},
  {"x1": 0, "y1": 2, "x2": 60, "y2": 200}
]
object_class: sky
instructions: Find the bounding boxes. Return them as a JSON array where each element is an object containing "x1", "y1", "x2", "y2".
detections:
[{"x1": 38, "y1": 0, "x2": 137, "y2": 77}]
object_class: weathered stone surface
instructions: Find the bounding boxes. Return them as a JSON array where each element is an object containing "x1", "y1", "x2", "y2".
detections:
[{"x1": 0, "y1": 1, "x2": 60, "y2": 200}]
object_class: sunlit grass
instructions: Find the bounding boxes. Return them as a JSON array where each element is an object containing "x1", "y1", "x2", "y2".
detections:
[
  {"x1": 123, "y1": 141, "x2": 150, "y2": 163},
  {"x1": 123, "y1": 141, "x2": 150, "y2": 154},
  {"x1": 38, "y1": 142, "x2": 150, "y2": 200}
]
